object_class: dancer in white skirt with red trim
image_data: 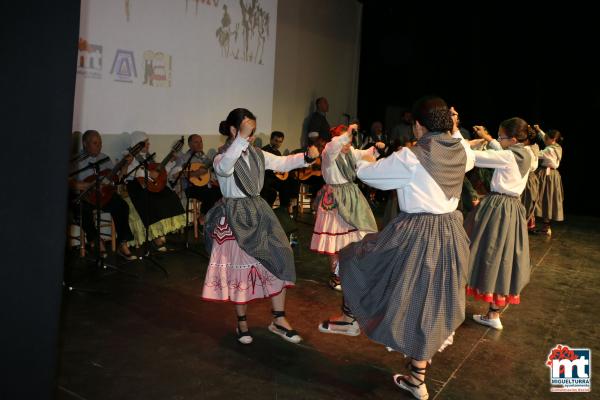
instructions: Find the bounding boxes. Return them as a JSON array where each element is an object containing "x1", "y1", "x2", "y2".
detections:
[
  {"x1": 201, "y1": 108, "x2": 320, "y2": 345},
  {"x1": 309, "y1": 123, "x2": 384, "y2": 290}
]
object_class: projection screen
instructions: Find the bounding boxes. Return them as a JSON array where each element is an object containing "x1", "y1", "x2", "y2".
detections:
[{"x1": 73, "y1": 0, "x2": 278, "y2": 135}]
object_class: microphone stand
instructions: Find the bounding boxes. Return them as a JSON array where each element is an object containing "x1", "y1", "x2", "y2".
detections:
[
  {"x1": 174, "y1": 152, "x2": 208, "y2": 258},
  {"x1": 62, "y1": 197, "x2": 109, "y2": 295},
  {"x1": 136, "y1": 153, "x2": 169, "y2": 277},
  {"x1": 120, "y1": 152, "x2": 155, "y2": 184}
]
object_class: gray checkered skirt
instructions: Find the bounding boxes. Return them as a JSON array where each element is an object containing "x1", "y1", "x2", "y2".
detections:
[
  {"x1": 467, "y1": 193, "x2": 530, "y2": 305},
  {"x1": 521, "y1": 170, "x2": 539, "y2": 219},
  {"x1": 535, "y1": 168, "x2": 564, "y2": 221},
  {"x1": 339, "y1": 210, "x2": 469, "y2": 361}
]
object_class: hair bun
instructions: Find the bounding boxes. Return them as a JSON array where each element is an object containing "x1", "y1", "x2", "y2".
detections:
[{"x1": 218, "y1": 120, "x2": 229, "y2": 136}]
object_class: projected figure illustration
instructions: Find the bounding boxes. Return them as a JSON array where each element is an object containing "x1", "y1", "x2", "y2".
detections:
[
  {"x1": 217, "y1": 0, "x2": 270, "y2": 64},
  {"x1": 187, "y1": 0, "x2": 220, "y2": 15},
  {"x1": 255, "y1": 6, "x2": 269, "y2": 64},
  {"x1": 216, "y1": 4, "x2": 234, "y2": 57},
  {"x1": 143, "y1": 51, "x2": 153, "y2": 85},
  {"x1": 125, "y1": 0, "x2": 130, "y2": 22}
]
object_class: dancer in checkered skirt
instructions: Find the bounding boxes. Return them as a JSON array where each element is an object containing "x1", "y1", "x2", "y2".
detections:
[
  {"x1": 467, "y1": 119, "x2": 533, "y2": 331},
  {"x1": 520, "y1": 127, "x2": 540, "y2": 232},
  {"x1": 309, "y1": 123, "x2": 384, "y2": 290},
  {"x1": 201, "y1": 108, "x2": 320, "y2": 345},
  {"x1": 533, "y1": 125, "x2": 564, "y2": 235},
  {"x1": 321, "y1": 97, "x2": 475, "y2": 400}
]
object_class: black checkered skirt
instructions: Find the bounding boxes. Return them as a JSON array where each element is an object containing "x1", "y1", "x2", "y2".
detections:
[{"x1": 339, "y1": 210, "x2": 469, "y2": 361}]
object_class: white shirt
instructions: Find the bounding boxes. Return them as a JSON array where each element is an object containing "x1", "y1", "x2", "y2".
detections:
[
  {"x1": 537, "y1": 129, "x2": 561, "y2": 169},
  {"x1": 473, "y1": 140, "x2": 529, "y2": 196},
  {"x1": 525, "y1": 145, "x2": 539, "y2": 171},
  {"x1": 322, "y1": 134, "x2": 379, "y2": 185},
  {"x1": 355, "y1": 131, "x2": 475, "y2": 214},
  {"x1": 213, "y1": 136, "x2": 308, "y2": 198}
]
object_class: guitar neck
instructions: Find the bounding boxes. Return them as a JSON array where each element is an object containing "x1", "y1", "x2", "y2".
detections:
[
  {"x1": 158, "y1": 152, "x2": 173, "y2": 170},
  {"x1": 158, "y1": 138, "x2": 183, "y2": 170}
]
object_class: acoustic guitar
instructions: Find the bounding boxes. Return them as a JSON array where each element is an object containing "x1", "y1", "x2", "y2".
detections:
[
  {"x1": 83, "y1": 169, "x2": 117, "y2": 208},
  {"x1": 137, "y1": 136, "x2": 184, "y2": 192},
  {"x1": 298, "y1": 157, "x2": 322, "y2": 180},
  {"x1": 188, "y1": 162, "x2": 210, "y2": 187},
  {"x1": 274, "y1": 171, "x2": 289, "y2": 180},
  {"x1": 83, "y1": 141, "x2": 145, "y2": 207}
]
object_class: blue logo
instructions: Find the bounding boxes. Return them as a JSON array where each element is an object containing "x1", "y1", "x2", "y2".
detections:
[{"x1": 110, "y1": 49, "x2": 137, "y2": 82}]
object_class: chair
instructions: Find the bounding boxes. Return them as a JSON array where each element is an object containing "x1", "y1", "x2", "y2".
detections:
[
  {"x1": 68, "y1": 210, "x2": 116, "y2": 257},
  {"x1": 188, "y1": 198, "x2": 201, "y2": 240},
  {"x1": 298, "y1": 183, "x2": 312, "y2": 214}
]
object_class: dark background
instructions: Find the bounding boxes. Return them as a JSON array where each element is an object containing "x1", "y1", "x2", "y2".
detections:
[
  {"x1": 358, "y1": 3, "x2": 598, "y2": 216},
  {"x1": 2, "y1": 1, "x2": 80, "y2": 398}
]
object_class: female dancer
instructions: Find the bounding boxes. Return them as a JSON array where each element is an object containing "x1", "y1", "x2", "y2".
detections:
[
  {"x1": 468, "y1": 118, "x2": 533, "y2": 331},
  {"x1": 328, "y1": 97, "x2": 474, "y2": 399},
  {"x1": 309, "y1": 123, "x2": 383, "y2": 290},
  {"x1": 534, "y1": 125, "x2": 564, "y2": 235},
  {"x1": 521, "y1": 127, "x2": 540, "y2": 232},
  {"x1": 201, "y1": 108, "x2": 319, "y2": 345}
]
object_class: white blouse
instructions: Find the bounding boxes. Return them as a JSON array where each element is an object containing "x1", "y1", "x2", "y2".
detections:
[
  {"x1": 525, "y1": 145, "x2": 539, "y2": 171},
  {"x1": 356, "y1": 131, "x2": 475, "y2": 214},
  {"x1": 537, "y1": 129, "x2": 561, "y2": 169},
  {"x1": 214, "y1": 136, "x2": 308, "y2": 198},
  {"x1": 473, "y1": 139, "x2": 529, "y2": 196},
  {"x1": 322, "y1": 134, "x2": 379, "y2": 185}
]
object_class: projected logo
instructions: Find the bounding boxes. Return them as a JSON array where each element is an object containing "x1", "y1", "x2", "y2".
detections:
[
  {"x1": 142, "y1": 51, "x2": 172, "y2": 87},
  {"x1": 110, "y1": 50, "x2": 138, "y2": 83},
  {"x1": 77, "y1": 38, "x2": 102, "y2": 79},
  {"x1": 546, "y1": 344, "x2": 591, "y2": 392},
  {"x1": 216, "y1": 1, "x2": 271, "y2": 64}
]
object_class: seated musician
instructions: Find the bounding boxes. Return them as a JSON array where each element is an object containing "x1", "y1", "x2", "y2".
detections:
[
  {"x1": 169, "y1": 134, "x2": 222, "y2": 224},
  {"x1": 260, "y1": 131, "x2": 300, "y2": 213},
  {"x1": 296, "y1": 131, "x2": 326, "y2": 198},
  {"x1": 123, "y1": 131, "x2": 186, "y2": 251},
  {"x1": 70, "y1": 130, "x2": 137, "y2": 260}
]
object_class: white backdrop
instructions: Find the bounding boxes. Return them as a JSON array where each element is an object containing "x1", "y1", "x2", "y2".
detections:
[{"x1": 73, "y1": 0, "x2": 278, "y2": 135}]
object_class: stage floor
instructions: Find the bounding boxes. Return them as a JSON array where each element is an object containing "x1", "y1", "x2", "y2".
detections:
[{"x1": 57, "y1": 213, "x2": 599, "y2": 399}]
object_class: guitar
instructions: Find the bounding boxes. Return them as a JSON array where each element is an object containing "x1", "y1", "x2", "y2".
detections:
[
  {"x1": 137, "y1": 136, "x2": 184, "y2": 192},
  {"x1": 83, "y1": 141, "x2": 145, "y2": 207},
  {"x1": 188, "y1": 162, "x2": 210, "y2": 187},
  {"x1": 298, "y1": 157, "x2": 322, "y2": 180},
  {"x1": 274, "y1": 171, "x2": 289, "y2": 180}
]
